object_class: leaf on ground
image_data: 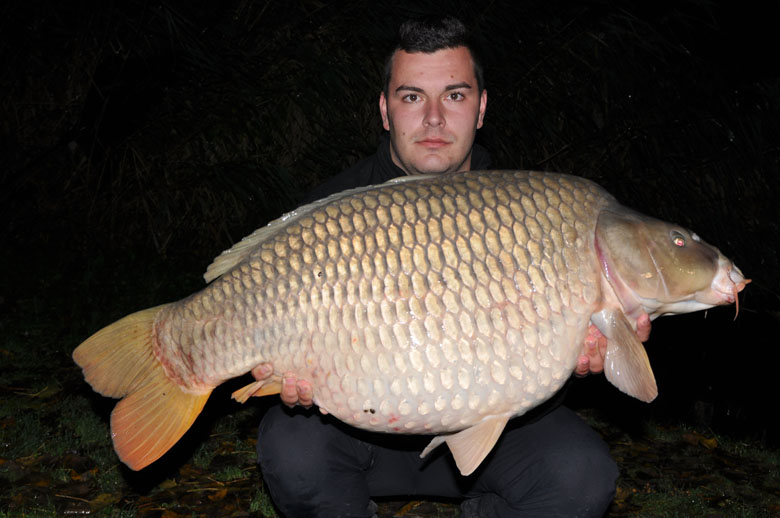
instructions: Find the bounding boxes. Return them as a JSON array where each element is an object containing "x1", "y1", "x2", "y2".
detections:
[
  {"x1": 613, "y1": 486, "x2": 633, "y2": 503},
  {"x1": 207, "y1": 487, "x2": 228, "y2": 502},
  {"x1": 61, "y1": 453, "x2": 97, "y2": 479},
  {"x1": 683, "y1": 432, "x2": 718, "y2": 450},
  {"x1": 179, "y1": 463, "x2": 204, "y2": 478},
  {"x1": 159, "y1": 478, "x2": 179, "y2": 490},
  {"x1": 89, "y1": 492, "x2": 121, "y2": 511}
]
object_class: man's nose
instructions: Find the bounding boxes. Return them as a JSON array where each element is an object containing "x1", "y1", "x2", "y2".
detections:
[{"x1": 423, "y1": 99, "x2": 444, "y2": 127}]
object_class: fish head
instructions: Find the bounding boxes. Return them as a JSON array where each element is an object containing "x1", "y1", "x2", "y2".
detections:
[{"x1": 595, "y1": 208, "x2": 749, "y2": 320}]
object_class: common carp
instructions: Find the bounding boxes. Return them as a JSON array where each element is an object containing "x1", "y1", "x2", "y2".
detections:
[{"x1": 73, "y1": 170, "x2": 748, "y2": 475}]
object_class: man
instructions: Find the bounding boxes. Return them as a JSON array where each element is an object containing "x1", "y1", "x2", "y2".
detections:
[{"x1": 253, "y1": 16, "x2": 650, "y2": 517}]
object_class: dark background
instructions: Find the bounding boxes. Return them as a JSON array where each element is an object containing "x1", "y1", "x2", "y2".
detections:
[{"x1": 2, "y1": 0, "x2": 779, "y2": 448}]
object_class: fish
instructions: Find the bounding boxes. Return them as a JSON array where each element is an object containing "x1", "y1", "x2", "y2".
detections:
[{"x1": 73, "y1": 170, "x2": 749, "y2": 476}]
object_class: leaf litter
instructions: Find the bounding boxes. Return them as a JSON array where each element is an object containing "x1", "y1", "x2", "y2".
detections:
[{"x1": 2, "y1": 344, "x2": 778, "y2": 518}]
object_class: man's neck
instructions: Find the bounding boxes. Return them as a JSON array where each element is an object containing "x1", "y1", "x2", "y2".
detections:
[{"x1": 390, "y1": 147, "x2": 474, "y2": 176}]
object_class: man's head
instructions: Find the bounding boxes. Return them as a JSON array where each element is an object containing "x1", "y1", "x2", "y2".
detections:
[
  {"x1": 379, "y1": 17, "x2": 487, "y2": 176},
  {"x1": 382, "y1": 17, "x2": 485, "y2": 96}
]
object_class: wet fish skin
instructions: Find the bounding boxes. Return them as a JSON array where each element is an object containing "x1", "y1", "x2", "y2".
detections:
[
  {"x1": 73, "y1": 170, "x2": 748, "y2": 474},
  {"x1": 160, "y1": 172, "x2": 605, "y2": 427}
]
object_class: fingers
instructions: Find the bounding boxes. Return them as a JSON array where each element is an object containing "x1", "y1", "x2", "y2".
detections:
[
  {"x1": 251, "y1": 362, "x2": 274, "y2": 381},
  {"x1": 576, "y1": 315, "x2": 650, "y2": 380},
  {"x1": 296, "y1": 378, "x2": 314, "y2": 408},
  {"x1": 574, "y1": 354, "x2": 590, "y2": 378},
  {"x1": 251, "y1": 364, "x2": 318, "y2": 409},
  {"x1": 636, "y1": 313, "x2": 652, "y2": 342},
  {"x1": 280, "y1": 372, "x2": 317, "y2": 410},
  {"x1": 280, "y1": 372, "x2": 301, "y2": 407},
  {"x1": 575, "y1": 325, "x2": 607, "y2": 377}
]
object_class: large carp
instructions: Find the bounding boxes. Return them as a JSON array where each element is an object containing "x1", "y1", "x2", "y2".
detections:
[{"x1": 74, "y1": 170, "x2": 748, "y2": 475}]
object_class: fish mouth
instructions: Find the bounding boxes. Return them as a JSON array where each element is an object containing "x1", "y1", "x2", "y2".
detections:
[{"x1": 704, "y1": 258, "x2": 750, "y2": 317}]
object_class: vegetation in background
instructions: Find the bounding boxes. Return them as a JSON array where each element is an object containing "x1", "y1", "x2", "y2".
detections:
[
  {"x1": 3, "y1": 0, "x2": 778, "y2": 275},
  {"x1": 1, "y1": 0, "x2": 778, "y2": 516}
]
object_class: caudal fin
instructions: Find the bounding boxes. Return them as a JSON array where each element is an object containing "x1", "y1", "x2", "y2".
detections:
[{"x1": 73, "y1": 305, "x2": 211, "y2": 470}]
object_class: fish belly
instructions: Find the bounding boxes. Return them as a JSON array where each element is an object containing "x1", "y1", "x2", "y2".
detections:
[{"x1": 156, "y1": 171, "x2": 610, "y2": 434}]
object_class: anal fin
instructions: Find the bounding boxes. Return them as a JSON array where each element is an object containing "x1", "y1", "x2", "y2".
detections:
[{"x1": 421, "y1": 415, "x2": 510, "y2": 476}]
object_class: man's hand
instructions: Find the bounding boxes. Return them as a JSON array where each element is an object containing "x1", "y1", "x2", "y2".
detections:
[
  {"x1": 250, "y1": 363, "x2": 325, "y2": 413},
  {"x1": 574, "y1": 314, "x2": 651, "y2": 377}
]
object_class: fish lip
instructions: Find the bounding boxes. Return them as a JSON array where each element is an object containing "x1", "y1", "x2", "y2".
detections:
[
  {"x1": 704, "y1": 258, "x2": 749, "y2": 305},
  {"x1": 729, "y1": 265, "x2": 750, "y2": 292}
]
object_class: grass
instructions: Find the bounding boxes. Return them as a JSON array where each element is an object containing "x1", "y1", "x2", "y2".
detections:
[
  {"x1": 249, "y1": 484, "x2": 278, "y2": 517},
  {"x1": 582, "y1": 408, "x2": 780, "y2": 517}
]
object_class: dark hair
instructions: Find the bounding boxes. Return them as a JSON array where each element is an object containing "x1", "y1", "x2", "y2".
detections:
[{"x1": 382, "y1": 16, "x2": 484, "y2": 94}]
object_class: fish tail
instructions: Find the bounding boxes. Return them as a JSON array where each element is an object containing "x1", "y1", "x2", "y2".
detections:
[{"x1": 73, "y1": 305, "x2": 211, "y2": 470}]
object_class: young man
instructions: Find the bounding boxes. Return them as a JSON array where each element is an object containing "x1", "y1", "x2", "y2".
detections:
[{"x1": 254, "y1": 17, "x2": 650, "y2": 517}]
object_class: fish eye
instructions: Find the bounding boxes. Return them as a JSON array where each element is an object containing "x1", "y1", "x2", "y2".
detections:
[{"x1": 670, "y1": 230, "x2": 686, "y2": 247}]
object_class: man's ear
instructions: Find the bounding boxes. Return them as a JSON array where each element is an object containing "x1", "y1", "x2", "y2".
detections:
[
  {"x1": 477, "y1": 89, "x2": 487, "y2": 129},
  {"x1": 379, "y1": 91, "x2": 390, "y2": 131}
]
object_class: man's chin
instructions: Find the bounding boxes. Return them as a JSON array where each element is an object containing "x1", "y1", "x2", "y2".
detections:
[{"x1": 409, "y1": 158, "x2": 456, "y2": 175}]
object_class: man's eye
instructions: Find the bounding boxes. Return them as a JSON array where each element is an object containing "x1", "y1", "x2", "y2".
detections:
[
  {"x1": 403, "y1": 94, "x2": 420, "y2": 103},
  {"x1": 447, "y1": 92, "x2": 465, "y2": 101}
]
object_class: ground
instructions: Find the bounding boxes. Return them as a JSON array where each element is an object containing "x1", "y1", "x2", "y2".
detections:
[{"x1": 1, "y1": 355, "x2": 778, "y2": 517}]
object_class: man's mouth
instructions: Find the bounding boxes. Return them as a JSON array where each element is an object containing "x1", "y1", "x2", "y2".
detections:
[{"x1": 417, "y1": 137, "x2": 451, "y2": 149}]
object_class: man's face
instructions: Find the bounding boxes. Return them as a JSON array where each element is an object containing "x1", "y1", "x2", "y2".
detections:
[{"x1": 379, "y1": 46, "x2": 487, "y2": 176}]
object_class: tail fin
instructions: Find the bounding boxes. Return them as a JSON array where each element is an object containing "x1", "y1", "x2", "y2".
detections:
[{"x1": 73, "y1": 305, "x2": 211, "y2": 470}]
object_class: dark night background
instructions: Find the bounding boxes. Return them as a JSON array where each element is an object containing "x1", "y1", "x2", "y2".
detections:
[{"x1": 1, "y1": 0, "x2": 779, "y2": 513}]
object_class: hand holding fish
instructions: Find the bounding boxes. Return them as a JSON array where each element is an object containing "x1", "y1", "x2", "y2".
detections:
[
  {"x1": 250, "y1": 364, "x2": 321, "y2": 411},
  {"x1": 574, "y1": 316, "x2": 651, "y2": 376},
  {"x1": 281, "y1": 372, "x2": 315, "y2": 409}
]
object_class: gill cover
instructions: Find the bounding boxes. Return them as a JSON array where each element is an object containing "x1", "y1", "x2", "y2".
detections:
[{"x1": 595, "y1": 209, "x2": 719, "y2": 313}]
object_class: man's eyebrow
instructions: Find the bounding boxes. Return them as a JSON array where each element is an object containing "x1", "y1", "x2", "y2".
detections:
[
  {"x1": 443, "y1": 82, "x2": 473, "y2": 91},
  {"x1": 394, "y1": 82, "x2": 473, "y2": 94}
]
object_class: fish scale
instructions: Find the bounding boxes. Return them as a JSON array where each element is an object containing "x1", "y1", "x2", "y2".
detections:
[
  {"x1": 156, "y1": 171, "x2": 602, "y2": 432},
  {"x1": 74, "y1": 170, "x2": 748, "y2": 475}
]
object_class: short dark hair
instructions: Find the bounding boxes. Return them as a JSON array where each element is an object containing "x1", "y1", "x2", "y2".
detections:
[{"x1": 382, "y1": 16, "x2": 484, "y2": 94}]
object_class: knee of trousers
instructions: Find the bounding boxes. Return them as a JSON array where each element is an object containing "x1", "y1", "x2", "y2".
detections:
[
  {"x1": 256, "y1": 404, "x2": 374, "y2": 515},
  {"x1": 257, "y1": 405, "x2": 338, "y2": 481},
  {"x1": 535, "y1": 445, "x2": 619, "y2": 515}
]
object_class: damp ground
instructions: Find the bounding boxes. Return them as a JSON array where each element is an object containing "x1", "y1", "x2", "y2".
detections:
[{"x1": 1, "y1": 341, "x2": 778, "y2": 518}]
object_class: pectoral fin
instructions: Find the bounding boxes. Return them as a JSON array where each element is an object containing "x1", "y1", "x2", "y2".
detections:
[
  {"x1": 420, "y1": 414, "x2": 510, "y2": 476},
  {"x1": 598, "y1": 310, "x2": 658, "y2": 403}
]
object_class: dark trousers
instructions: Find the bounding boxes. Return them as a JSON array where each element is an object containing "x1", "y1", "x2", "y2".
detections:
[{"x1": 257, "y1": 403, "x2": 618, "y2": 517}]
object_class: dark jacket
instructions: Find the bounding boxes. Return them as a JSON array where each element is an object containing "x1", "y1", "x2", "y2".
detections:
[{"x1": 302, "y1": 133, "x2": 492, "y2": 203}]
